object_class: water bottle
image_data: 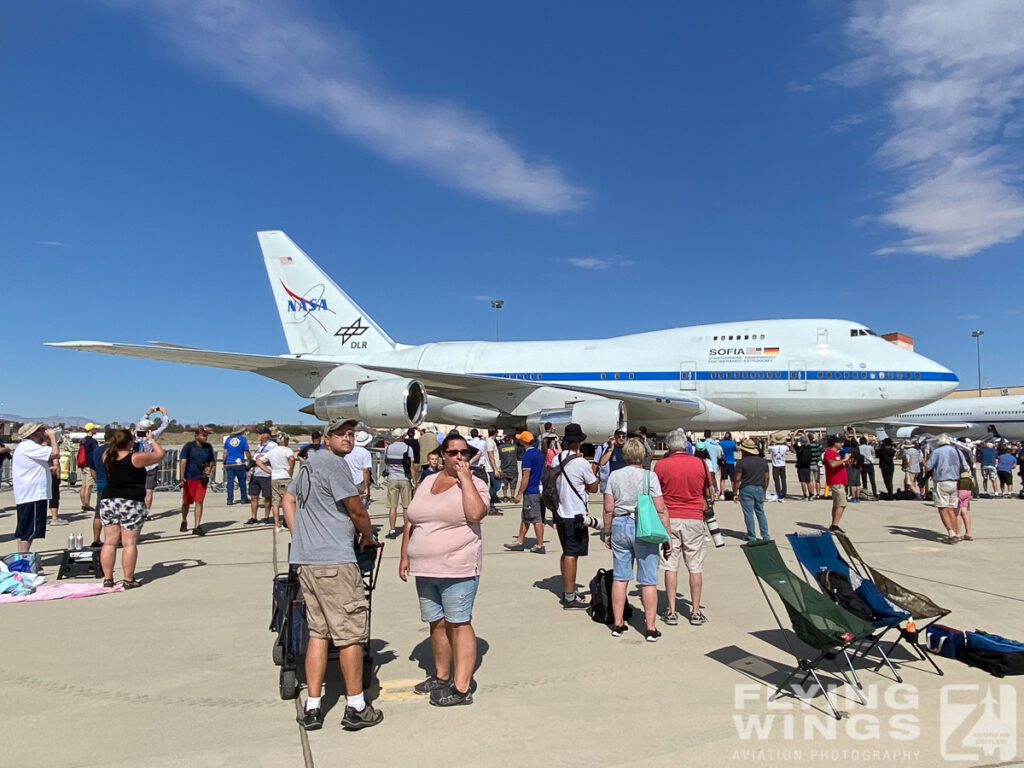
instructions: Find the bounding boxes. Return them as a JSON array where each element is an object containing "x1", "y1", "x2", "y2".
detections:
[
  {"x1": 67, "y1": 533, "x2": 76, "y2": 550},
  {"x1": 76, "y1": 533, "x2": 84, "y2": 550}
]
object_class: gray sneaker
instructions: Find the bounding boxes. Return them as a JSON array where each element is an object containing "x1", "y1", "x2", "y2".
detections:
[
  {"x1": 503, "y1": 542, "x2": 525, "y2": 551},
  {"x1": 341, "y1": 703, "x2": 384, "y2": 731},
  {"x1": 561, "y1": 593, "x2": 588, "y2": 610},
  {"x1": 659, "y1": 610, "x2": 679, "y2": 626},
  {"x1": 430, "y1": 684, "x2": 473, "y2": 707},
  {"x1": 530, "y1": 545, "x2": 546, "y2": 554},
  {"x1": 690, "y1": 610, "x2": 709, "y2": 626},
  {"x1": 413, "y1": 676, "x2": 449, "y2": 695}
]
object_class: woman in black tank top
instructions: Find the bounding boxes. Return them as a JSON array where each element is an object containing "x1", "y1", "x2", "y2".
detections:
[{"x1": 98, "y1": 429, "x2": 164, "y2": 589}]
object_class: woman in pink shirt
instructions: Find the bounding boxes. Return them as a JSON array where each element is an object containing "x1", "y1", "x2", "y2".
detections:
[{"x1": 399, "y1": 434, "x2": 488, "y2": 707}]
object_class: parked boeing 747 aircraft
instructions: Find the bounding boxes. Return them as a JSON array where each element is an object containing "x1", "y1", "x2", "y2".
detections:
[
  {"x1": 48, "y1": 231, "x2": 958, "y2": 435},
  {"x1": 873, "y1": 395, "x2": 1024, "y2": 441}
]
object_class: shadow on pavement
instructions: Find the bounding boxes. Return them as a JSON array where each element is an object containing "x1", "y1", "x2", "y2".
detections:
[
  {"x1": 138, "y1": 558, "x2": 206, "y2": 583},
  {"x1": 532, "y1": 574, "x2": 565, "y2": 597},
  {"x1": 706, "y1": 644, "x2": 858, "y2": 719},
  {"x1": 886, "y1": 525, "x2": 946, "y2": 542}
]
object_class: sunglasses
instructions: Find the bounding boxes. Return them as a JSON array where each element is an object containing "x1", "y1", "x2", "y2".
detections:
[
  {"x1": 444, "y1": 449, "x2": 470, "y2": 457},
  {"x1": 329, "y1": 431, "x2": 355, "y2": 438}
]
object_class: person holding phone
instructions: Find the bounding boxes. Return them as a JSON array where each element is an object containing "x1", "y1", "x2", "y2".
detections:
[
  {"x1": 399, "y1": 433, "x2": 488, "y2": 707},
  {"x1": 99, "y1": 428, "x2": 164, "y2": 588}
]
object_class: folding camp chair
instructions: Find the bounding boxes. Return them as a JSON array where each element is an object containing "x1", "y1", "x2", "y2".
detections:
[
  {"x1": 741, "y1": 540, "x2": 877, "y2": 720},
  {"x1": 786, "y1": 532, "x2": 908, "y2": 682},
  {"x1": 833, "y1": 531, "x2": 949, "y2": 675}
]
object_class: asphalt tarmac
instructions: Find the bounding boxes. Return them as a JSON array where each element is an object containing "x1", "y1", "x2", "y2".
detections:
[{"x1": 2, "y1": 479, "x2": 1022, "y2": 768}]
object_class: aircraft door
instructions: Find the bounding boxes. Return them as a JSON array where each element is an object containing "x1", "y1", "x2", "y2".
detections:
[
  {"x1": 788, "y1": 359, "x2": 806, "y2": 391},
  {"x1": 679, "y1": 360, "x2": 697, "y2": 391}
]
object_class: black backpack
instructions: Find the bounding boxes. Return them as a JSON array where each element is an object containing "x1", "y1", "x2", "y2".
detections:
[
  {"x1": 814, "y1": 569, "x2": 876, "y2": 621},
  {"x1": 541, "y1": 453, "x2": 583, "y2": 512},
  {"x1": 588, "y1": 568, "x2": 633, "y2": 625}
]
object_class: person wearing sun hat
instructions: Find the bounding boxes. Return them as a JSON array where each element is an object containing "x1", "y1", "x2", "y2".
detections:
[
  {"x1": 12, "y1": 423, "x2": 59, "y2": 553},
  {"x1": 733, "y1": 438, "x2": 770, "y2": 543}
]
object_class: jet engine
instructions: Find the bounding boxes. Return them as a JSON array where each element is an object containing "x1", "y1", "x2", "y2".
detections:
[
  {"x1": 526, "y1": 399, "x2": 626, "y2": 439},
  {"x1": 310, "y1": 379, "x2": 427, "y2": 428}
]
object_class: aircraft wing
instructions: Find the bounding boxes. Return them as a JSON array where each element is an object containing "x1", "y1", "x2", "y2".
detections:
[
  {"x1": 46, "y1": 341, "x2": 337, "y2": 398},
  {"x1": 357, "y1": 364, "x2": 704, "y2": 419}
]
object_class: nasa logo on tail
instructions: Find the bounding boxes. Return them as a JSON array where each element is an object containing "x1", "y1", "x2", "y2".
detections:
[
  {"x1": 281, "y1": 281, "x2": 333, "y2": 313},
  {"x1": 336, "y1": 317, "x2": 369, "y2": 348}
]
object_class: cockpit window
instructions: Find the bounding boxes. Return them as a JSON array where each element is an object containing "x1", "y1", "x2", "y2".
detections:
[{"x1": 849, "y1": 328, "x2": 879, "y2": 337}]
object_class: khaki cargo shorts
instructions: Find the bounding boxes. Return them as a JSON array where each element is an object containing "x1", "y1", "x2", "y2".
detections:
[
  {"x1": 659, "y1": 518, "x2": 707, "y2": 574},
  {"x1": 271, "y1": 478, "x2": 290, "y2": 506},
  {"x1": 297, "y1": 562, "x2": 369, "y2": 646},
  {"x1": 829, "y1": 484, "x2": 847, "y2": 509},
  {"x1": 387, "y1": 479, "x2": 412, "y2": 508}
]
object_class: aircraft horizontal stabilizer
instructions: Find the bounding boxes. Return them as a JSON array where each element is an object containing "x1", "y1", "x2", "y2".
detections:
[{"x1": 45, "y1": 341, "x2": 336, "y2": 398}]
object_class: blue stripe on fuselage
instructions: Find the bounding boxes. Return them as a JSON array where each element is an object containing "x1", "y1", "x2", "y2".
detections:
[{"x1": 483, "y1": 370, "x2": 959, "y2": 383}]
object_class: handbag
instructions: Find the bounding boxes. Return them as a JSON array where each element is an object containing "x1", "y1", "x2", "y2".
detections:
[{"x1": 635, "y1": 469, "x2": 668, "y2": 543}]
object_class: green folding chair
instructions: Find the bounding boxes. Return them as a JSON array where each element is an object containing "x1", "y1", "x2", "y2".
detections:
[
  {"x1": 833, "y1": 531, "x2": 949, "y2": 675},
  {"x1": 741, "y1": 540, "x2": 877, "y2": 720}
]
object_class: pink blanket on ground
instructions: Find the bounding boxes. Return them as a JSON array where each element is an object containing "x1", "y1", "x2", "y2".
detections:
[{"x1": 0, "y1": 582, "x2": 124, "y2": 603}]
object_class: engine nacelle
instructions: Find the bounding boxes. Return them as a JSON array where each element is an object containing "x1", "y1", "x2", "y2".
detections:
[
  {"x1": 526, "y1": 399, "x2": 625, "y2": 440},
  {"x1": 312, "y1": 379, "x2": 427, "y2": 428}
]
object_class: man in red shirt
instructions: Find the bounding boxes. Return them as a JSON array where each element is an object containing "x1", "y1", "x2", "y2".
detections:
[
  {"x1": 654, "y1": 430, "x2": 713, "y2": 626},
  {"x1": 823, "y1": 435, "x2": 853, "y2": 532}
]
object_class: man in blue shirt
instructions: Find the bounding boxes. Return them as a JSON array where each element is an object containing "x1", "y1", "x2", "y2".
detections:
[
  {"x1": 595, "y1": 430, "x2": 627, "y2": 491},
  {"x1": 505, "y1": 430, "x2": 546, "y2": 553},
  {"x1": 925, "y1": 435, "x2": 964, "y2": 544},
  {"x1": 222, "y1": 428, "x2": 251, "y2": 505},
  {"x1": 179, "y1": 427, "x2": 216, "y2": 536},
  {"x1": 979, "y1": 441, "x2": 998, "y2": 496},
  {"x1": 718, "y1": 432, "x2": 737, "y2": 494},
  {"x1": 996, "y1": 445, "x2": 1018, "y2": 497}
]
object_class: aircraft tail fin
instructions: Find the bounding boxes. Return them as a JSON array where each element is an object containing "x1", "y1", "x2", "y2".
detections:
[{"x1": 258, "y1": 231, "x2": 396, "y2": 357}]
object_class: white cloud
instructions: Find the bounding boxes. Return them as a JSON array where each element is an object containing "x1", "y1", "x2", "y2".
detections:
[
  {"x1": 567, "y1": 256, "x2": 635, "y2": 271},
  {"x1": 110, "y1": 0, "x2": 587, "y2": 215},
  {"x1": 34, "y1": 240, "x2": 64, "y2": 247},
  {"x1": 827, "y1": 112, "x2": 871, "y2": 133},
  {"x1": 957, "y1": 314, "x2": 980, "y2": 320},
  {"x1": 837, "y1": 0, "x2": 1024, "y2": 258}
]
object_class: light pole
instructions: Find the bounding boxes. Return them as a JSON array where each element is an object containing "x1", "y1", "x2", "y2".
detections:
[
  {"x1": 971, "y1": 330, "x2": 984, "y2": 398},
  {"x1": 490, "y1": 299, "x2": 504, "y2": 341}
]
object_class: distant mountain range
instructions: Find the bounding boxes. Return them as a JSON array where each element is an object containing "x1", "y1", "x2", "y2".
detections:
[{"x1": 0, "y1": 413, "x2": 97, "y2": 427}]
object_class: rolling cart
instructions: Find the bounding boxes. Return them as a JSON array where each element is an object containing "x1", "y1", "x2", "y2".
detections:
[{"x1": 269, "y1": 543, "x2": 384, "y2": 700}]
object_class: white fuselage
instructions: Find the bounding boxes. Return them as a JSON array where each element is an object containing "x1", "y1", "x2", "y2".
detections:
[
  {"x1": 306, "y1": 318, "x2": 958, "y2": 431},
  {"x1": 886, "y1": 395, "x2": 1024, "y2": 441}
]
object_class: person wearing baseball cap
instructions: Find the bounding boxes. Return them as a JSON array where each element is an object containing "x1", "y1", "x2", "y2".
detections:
[
  {"x1": 246, "y1": 427, "x2": 278, "y2": 525},
  {"x1": 12, "y1": 423, "x2": 59, "y2": 553},
  {"x1": 283, "y1": 417, "x2": 383, "y2": 731},
  {"x1": 178, "y1": 426, "x2": 215, "y2": 536},
  {"x1": 506, "y1": 430, "x2": 546, "y2": 554},
  {"x1": 79, "y1": 422, "x2": 100, "y2": 514}
]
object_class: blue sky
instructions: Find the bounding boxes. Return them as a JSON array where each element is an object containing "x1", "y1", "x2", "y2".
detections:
[{"x1": 2, "y1": 1, "x2": 1023, "y2": 424}]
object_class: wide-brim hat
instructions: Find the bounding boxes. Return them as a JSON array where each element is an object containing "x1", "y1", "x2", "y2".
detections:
[
  {"x1": 563, "y1": 423, "x2": 587, "y2": 443},
  {"x1": 17, "y1": 422, "x2": 43, "y2": 441},
  {"x1": 772, "y1": 434, "x2": 786, "y2": 444},
  {"x1": 392, "y1": 428, "x2": 407, "y2": 439},
  {"x1": 354, "y1": 430, "x2": 373, "y2": 447},
  {"x1": 739, "y1": 438, "x2": 759, "y2": 454}
]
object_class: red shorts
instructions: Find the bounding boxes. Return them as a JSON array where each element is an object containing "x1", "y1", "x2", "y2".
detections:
[{"x1": 182, "y1": 479, "x2": 208, "y2": 505}]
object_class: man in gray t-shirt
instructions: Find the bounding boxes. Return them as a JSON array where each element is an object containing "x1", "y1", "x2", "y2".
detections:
[
  {"x1": 283, "y1": 418, "x2": 383, "y2": 732},
  {"x1": 384, "y1": 431, "x2": 416, "y2": 540}
]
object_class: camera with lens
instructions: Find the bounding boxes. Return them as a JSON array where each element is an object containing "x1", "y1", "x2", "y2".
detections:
[
  {"x1": 575, "y1": 514, "x2": 602, "y2": 533},
  {"x1": 703, "y1": 503, "x2": 725, "y2": 548}
]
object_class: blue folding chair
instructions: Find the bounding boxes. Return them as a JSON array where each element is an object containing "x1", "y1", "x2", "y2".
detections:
[{"x1": 786, "y1": 531, "x2": 909, "y2": 682}]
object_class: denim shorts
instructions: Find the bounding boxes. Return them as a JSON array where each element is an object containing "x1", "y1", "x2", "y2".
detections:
[
  {"x1": 415, "y1": 576, "x2": 479, "y2": 624},
  {"x1": 610, "y1": 516, "x2": 659, "y2": 586}
]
